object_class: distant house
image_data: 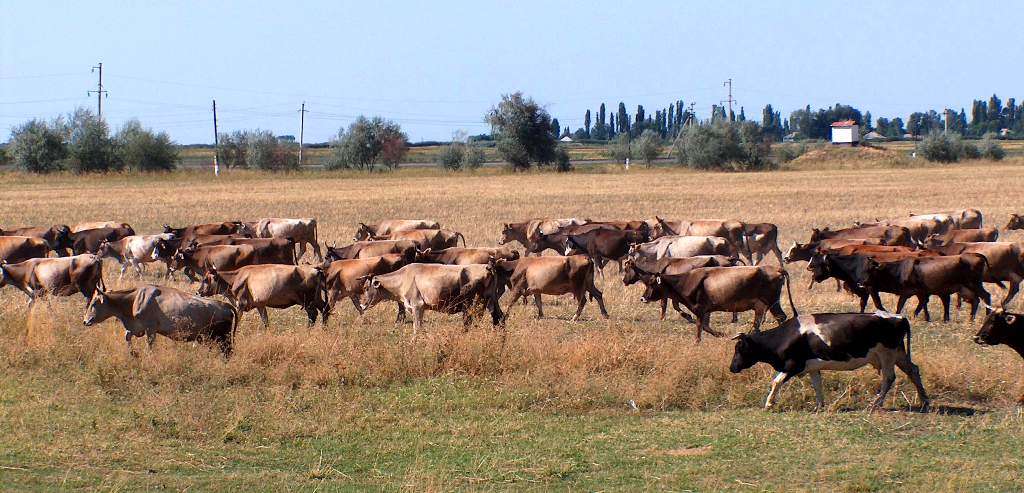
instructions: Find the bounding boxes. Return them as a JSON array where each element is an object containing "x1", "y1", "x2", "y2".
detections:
[
  {"x1": 830, "y1": 120, "x2": 859, "y2": 146},
  {"x1": 862, "y1": 131, "x2": 886, "y2": 142},
  {"x1": 559, "y1": 136, "x2": 573, "y2": 143},
  {"x1": 1000, "y1": 128, "x2": 1011, "y2": 137}
]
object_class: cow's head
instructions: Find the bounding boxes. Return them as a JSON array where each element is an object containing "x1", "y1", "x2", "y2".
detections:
[
  {"x1": 808, "y1": 228, "x2": 831, "y2": 242},
  {"x1": 324, "y1": 244, "x2": 345, "y2": 262},
  {"x1": 96, "y1": 239, "x2": 116, "y2": 260},
  {"x1": 729, "y1": 333, "x2": 759, "y2": 373},
  {"x1": 162, "y1": 224, "x2": 176, "y2": 234},
  {"x1": 807, "y1": 254, "x2": 833, "y2": 283},
  {"x1": 638, "y1": 274, "x2": 666, "y2": 304},
  {"x1": 197, "y1": 269, "x2": 230, "y2": 297},
  {"x1": 922, "y1": 233, "x2": 946, "y2": 249},
  {"x1": 621, "y1": 258, "x2": 651, "y2": 286},
  {"x1": 353, "y1": 223, "x2": 374, "y2": 241},
  {"x1": 359, "y1": 275, "x2": 388, "y2": 311},
  {"x1": 651, "y1": 216, "x2": 677, "y2": 239},
  {"x1": 83, "y1": 283, "x2": 114, "y2": 327},
  {"x1": 171, "y1": 241, "x2": 198, "y2": 270},
  {"x1": 498, "y1": 223, "x2": 514, "y2": 245},
  {"x1": 784, "y1": 241, "x2": 813, "y2": 263},
  {"x1": 526, "y1": 231, "x2": 548, "y2": 254},
  {"x1": 974, "y1": 309, "x2": 1022, "y2": 347},
  {"x1": 1007, "y1": 214, "x2": 1024, "y2": 231}
]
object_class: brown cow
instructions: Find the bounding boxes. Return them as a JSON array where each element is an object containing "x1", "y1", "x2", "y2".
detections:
[
  {"x1": 354, "y1": 220, "x2": 441, "y2": 241},
  {"x1": 0, "y1": 236, "x2": 50, "y2": 264},
  {"x1": 163, "y1": 222, "x2": 242, "y2": 242},
  {"x1": 323, "y1": 253, "x2": 415, "y2": 315},
  {"x1": 1006, "y1": 214, "x2": 1024, "y2": 231},
  {"x1": 526, "y1": 223, "x2": 619, "y2": 256},
  {"x1": 923, "y1": 227, "x2": 999, "y2": 247},
  {"x1": 500, "y1": 218, "x2": 588, "y2": 254},
  {"x1": 910, "y1": 209, "x2": 983, "y2": 229},
  {"x1": 71, "y1": 221, "x2": 132, "y2": 233},
  {"x1": 0, "y1": 254, "x2": 104, "y2": 305},
  {"x1": 83, "y1": 284, "x2": 238, "y2": 356},
  {"x1": 928, "y1": 242, "x2": 1024, "y2": 306},
  {"x1": 857, "y1": 217, "x2": 949, "y2": 244},
  {"x1": 635, "y1": 265, "x2": 796, "y2": 343},
  {"x1": 173, "y1": 243, "x2": 291, "y2": 280},
  {"x1": 497, "y1": 255, "x2": 608, "y2": 321},
  {"x1": 649, "y1": 217, "x2": 745, "y2": 247},
  {"x1": 417, "y1": 246, "x2": 520, "y2": 265},
  {"x1": 783, "y1": 238, "x2": 888, "y2": 263},
  {"x1": 0, "y1": 225, "x2": 71, "y2": 255},
  {"x1": 198, "y1": 264, "x2": 327, "y2": 327},
  {"x1": 70, "y1": 226, "x2": 135, "y2": 255},
  {"x1": 565, "y1": 228, "x2": 650, "y2": 269},
  {"x1": 809, "y1": 225, "x2": 913, "y2": 247},
  {"x1": 974, "y1": 309, "x2": 1024, "y2": 403},
  {"x1": 325, "y1": 240, "x2": 419, "y2": 261},
  {"x1": 622, "y1": 255, "x2": 742, "y2": 321},
  {"x1": 360, "y1": 263, "x2": 505, "y2": 334},
  {"x1": 373, "y1": 229, "x2": 466, "y2": 250}
]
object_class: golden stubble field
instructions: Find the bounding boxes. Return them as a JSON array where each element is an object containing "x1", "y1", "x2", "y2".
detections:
[{"x1": 3, "y1": 160, "x2": 1024, "y2": 490}]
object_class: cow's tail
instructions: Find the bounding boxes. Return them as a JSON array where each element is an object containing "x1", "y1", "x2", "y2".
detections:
[
  {"x1": 456, "y1": 231, "x2": 467, "y2": 247},
  {"x1": 228, "y1": 302, "x2": 241, "y2": 343},
  {"x1": 311, "y1": 219, "x2": 320, "y2": 260},
  {"x1": 902, "y1": 317, "x2": 913, "y2": 361},
  {"x1": 782, "y1": 268, "x2": 798, "y2": 318}
]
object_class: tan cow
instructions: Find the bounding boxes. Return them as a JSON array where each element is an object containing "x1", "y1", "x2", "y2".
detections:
[
  {"x1": 360, "y1": 263, "x2": 504, "y2": 334},
  {"x1": 0, "y1": 254, "x2": 104, "y2": 305},
  {"x1": 71, "y1": 221, "x2": 132, "y2": 233},
  {"x1": 354, "y1": 220, "x2": 441, "y2": 241},
  {"x1": 910, "y1": 209, "x2": 983, "y2": 229},
  {"x1": 325, "y1": 240, "x2": 419, "y2": 261},
  {"x1": 649, "y1": 217, "x2": 745, "y2": 246},
  {"x1": 497, "y1": 255, "x2": 608, "y2": 321},
  {"x1": 629, "y1": 235, "x2": 733, "y2": 260},
  {"x1": 0, "y1": 236, "x2": 50, "y2": 263},
  {"x1": 323, "y1": 254, "x2": 414, "y2": 315},
  {"x1": 83, "y1": 284, "x2": 238, "y2": 356},
  {"x1": 0, "y1": 225, "x2": 71, "y2": 254},
  {"x1": 740, "y1": 222, "x2": 783, "y2": 265},
  {"x1": 418, "y1": 246, "x2": 520, "y2": 265},
  {"x1": 247, "y1": 218, "x2": 320, "y2": 262},
  {"x1": 198, "y1": 264, "x2": 327, "y2": 327},
  {"x1": 172, "y1": 243, "x2": 284, "y2": 281},
  {"x1": 97, "y1": 233, "x2": 176, "y2": 279},
  {"x1": 374, "y1": 229, "x2": 466, "y2": 250},
  {"x1": 923, "y1": 227, "x2": 999, "y2": 247}
]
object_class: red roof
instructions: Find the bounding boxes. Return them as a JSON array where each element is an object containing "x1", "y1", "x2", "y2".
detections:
[{"x1": 831, "y1": 120, "x2": 857, "y2": 127}]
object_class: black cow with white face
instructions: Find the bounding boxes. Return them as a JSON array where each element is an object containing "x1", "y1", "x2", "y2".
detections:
[{"x1": 729, "y1": 312, "x2": 929, "y2": 411}]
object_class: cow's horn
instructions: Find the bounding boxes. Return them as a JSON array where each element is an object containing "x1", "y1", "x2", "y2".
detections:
[{"x1": 730, "y1": 333, "x2": 744, "y2": 340}]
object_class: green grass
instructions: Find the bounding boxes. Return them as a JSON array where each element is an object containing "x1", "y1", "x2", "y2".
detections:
[{"x1": 3, "y1": 376, "x2": 1023, "y2": 491}]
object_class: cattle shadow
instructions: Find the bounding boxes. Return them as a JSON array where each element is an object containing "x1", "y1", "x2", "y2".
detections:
[
  {"x1": 829, "y1": 404, "x2": 986, "y2": 417},
  {"x1": 931, "y1": 404, "x2": 986, "y2": 417}
]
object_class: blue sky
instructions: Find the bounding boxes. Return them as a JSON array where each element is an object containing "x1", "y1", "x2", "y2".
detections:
[{"x1": 1, "y1": 1, "x2": 1021, "y2": 144}]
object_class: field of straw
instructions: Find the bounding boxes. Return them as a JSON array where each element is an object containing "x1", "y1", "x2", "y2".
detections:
[{"x1": 3, "y1": 160, "x2": 1024, "y2": 490}]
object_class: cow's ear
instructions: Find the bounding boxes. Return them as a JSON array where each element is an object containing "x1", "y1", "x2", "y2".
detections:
[
  {"x1": 371, "y1": 278, "x2": 381, "y2": 288},
  {"x1": 654, "y1": 275, "x2": 662, "y2": 285},
  {"x1": 1006, "y1": 314, "x2": 1017, "y2": 324}
]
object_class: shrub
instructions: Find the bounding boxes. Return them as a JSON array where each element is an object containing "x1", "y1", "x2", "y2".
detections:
[
  {"x1": 774, "y1": 143, "x2": 808, "y2": 164},
  {"x1": 464, "y1": 145, "x2": 485, "y2": 169},
  {"x1": 8, "y1": 119, "x2": 68, "y2": 173},
  {"x1": 246, "y1": 130, "x2": 298, "y2": 171},
  {"x1": 65, "y1": 108, "x2": 122, "y2": 173},
  {"x1": 916, "y1": 132, "x2": 963, "y2": 162},
  {"x1": 554, "y1": 145, "x2": 572, "y2": 172},
  {"x1": 116, "y1": 119, "x2": 178, "y2": 171},
  {"x1": 980, "y1": 133, "x2": 1005, "y2": 160},
  {"x1": 634, "y1": 129, "x2": 662, "y2": 166},
  {"x1": 961, "y1": 141, "x2": 981, "y2": 160},
  {"x1": 436, "y1": 144, "x2": 465, "y2": 170},
  {"x1": 0, "y1": 145, "x2": 9, "y2": 166},
  {"x1": 325, "y1": 117, "x2": 408, "y2": 170},
  {"x1": 609, "y1": 133, "x2": 632, "y2": 163},
  {"x1": 674, "y1": 120, "x2": 774, "y2": 171},
  {"x1": 218, "y1": 131, "x2": 249, "y2": 169}
]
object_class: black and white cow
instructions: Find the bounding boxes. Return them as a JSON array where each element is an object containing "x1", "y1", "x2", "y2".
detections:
[{"x1": 729, "y1": 312, "x2": 930, "y2": 411}]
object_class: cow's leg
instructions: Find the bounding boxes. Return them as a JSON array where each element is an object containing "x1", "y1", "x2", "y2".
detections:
[
  {"x1": 125, "y1": 330, "x2": 137, "y2": 357},
  {"x1": 896, "y1": 295, "x2": 910, "y2": 315},
  {"x1": 672, "y1": 300, "x2": 696, "y2": 323},
  {"x1": 411, "y1": 306, "x2": 424, "y2": 336},
  {"x1": 939, "y1": 294, "x2": 951, "y2": 322},
  {"x1": 117, "y1": 262, "x2": 128, "y2": 280},
  {"x1": 588, "y1": 286, "x2": 609, "y2": 318},
  {"x1": 257, "y1": 306, "x2": 270, "y2": 328},
  {"x1": 731, "y1": 311, "x2": 739, "y2": 323},
  {"x1": 835, "y1": 279, "x2": 842, "y2": 292},
  {"x1": 132, "y1": 259, "x2": 144, "y2": 279},
  {"x1": 872, "y1": 363, "x2": 898, "y2": 411},
  {"x1": 571, "y1": 292, "x2": 587, "y2": 322},
  {"x1": 146, "y1": 331, "x2": 156, "y2": 350},
  {"x1": 870, "y1": 291, "x2": 887, "y2": 312},
  {"x1": 772, "y1": 246, "x2": 785, "y2": 266},
  {"x1": 769, "y1": 300, "x2": 787, "y2": 323},
  {"x1": 809, "y1": 371, "x2": 825, "y2": 411},
  {"x1": 659, "y1": 299, "x2": 668, "y2": 320},
  {"x1": 296, "y1": 242, "x2": 308, "y2": 263},
  {"x1": 858, "y1": 293, "x2": 869, "y2": 313},
  {"x1": 752, "y1": 306, "x2": 766, "y2": 332},
  {"x1": 764, "y1": 372, "x2": 793, "y2": 410},
  {"x1": 1002, "y1": 277, "x2": 1022, "y2": 307},
  {"x1": 895, "y1": 354, "x2": 930, "y2": 411},
  {"x1": 701, "y1": 312, "x2": 722, "y2": 338},
  {"x1": 311, "y1": 241, "x2": 323, "y2": 262},
  {"x1": 534, "y1": 293, "x2": 545, "y2": 319},
  {"x1": 305, "y1": 304, "x2": 319, "y2": 327},
  {"x1": 395, "y1": 302, "x2": 406, "y2": 324}
]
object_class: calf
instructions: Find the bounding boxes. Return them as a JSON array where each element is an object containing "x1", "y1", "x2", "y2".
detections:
[
  {"x1": 354, "y1": 219, "x2": 442, "y2": 241},
  {"x1": 928, "y1": 242, "x2": 1023, "y2": 306},
  {"x1": 0, "y1": 254, "x2": 104, "y2": 305},
  {"x1": 740, "y1": 222, "x2": 783, "y2": 265},
  {"x1": 497, "y1": 255, "x2": 608, "y2": 321},
  {"x1": 0, "y1": 236, "x2": 50, "y2": 264},
  {"x1": 730, "y1": 312, "x2": 929, "y2": 411},
  {"x1": 96, "y1": 233, "x2": 176, "y2": 279},
  {"x1": 636, "y1": 265, "x2": 796, "y2": 343},
  {"x1": 83, "y1": 284, "x2": 237, "y2": 356},
  {"x1": 360, "y1": 263, "x2": 504, "y2": 334},
  {"x1": 198, "y1": 264, "x2": 327, "y2": 327},
  {"x1": 325, "y1": 240, "x2": 419, "y2": 261}
]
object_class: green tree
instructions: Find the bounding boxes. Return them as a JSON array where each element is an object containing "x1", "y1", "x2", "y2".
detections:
[
  {"x1": 550, "y1": 118, "x2": 561, "y2": 140},
  {"x1": 485, "y1": 92, "x2": 558, "y2": 170},
  {"x1": 616, "y1": 102, "x2": 629, "y2": 135},
  {"x1": 65, "y1": 107, "x2": 121, "y2": 173},
  {"x1": 245, "y1": 130, "x2": 298, "y2": 171},
  {"x1": 634, "y1": 129, "x2": 662, "y2": 166},
  {"x1": 916, "y1": 132, "x2": 963, "y2": 162},
  {"x1": 115, "y1": 119, "x2": 178, "y2": 171},
  {"x1": 8, "y1": 118, "x2": 68, "y2": 173},
  {"x1": 980, "y1": 132, "x2": 1005, "y2": 160},
  {"x1": 464, "y1": 144, "x2": 485, "y2": 169},
  {"x1": 609, "y1": 133, "x2": 632, "y2": 163},
  {"x1": 674, "y1": 120, "x2": 773, "y2": 171},
  {"x1": 325, "y1": 116, "x2": 408, "y2": 170},
  {"x1": 583, "y1": 110, "x2": 591, "y2": 138}
]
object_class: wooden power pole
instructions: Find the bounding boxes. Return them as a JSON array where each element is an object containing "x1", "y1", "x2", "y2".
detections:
[{"x1": 298, "y1": 102, "x2": 308, "y2": 166}]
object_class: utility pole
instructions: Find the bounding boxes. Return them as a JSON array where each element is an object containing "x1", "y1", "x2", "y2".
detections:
[
  {"x1": 944, "y1": 109, "x2": 950, "y2": 134},
  {"x1": 722, "y1": 78, "x2": 735, "y2": 120},
  {"x1": 212, "y1": 100, "x2": 220, "y2": 177},
  {"x1": 667, "y1": 102, "x2": 699, "y2": 159},
  {"x1": 686, "y1": 102, "x2": 696, "y2": 126},
  {"x1": 298, "y1": 102, "x2": 308, "y2": 166},
  {"x1": 87, "y1": 62, "x2": 108, "y2": 119}
]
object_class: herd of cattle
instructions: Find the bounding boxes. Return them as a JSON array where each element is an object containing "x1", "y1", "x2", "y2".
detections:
[{"x1": 4, "y1": 210, "x2": 1024, "y2": 411}]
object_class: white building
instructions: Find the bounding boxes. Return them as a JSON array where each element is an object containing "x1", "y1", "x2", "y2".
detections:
[{"x1": 830, "y1": 120, "x2": 860, "y2": 146}]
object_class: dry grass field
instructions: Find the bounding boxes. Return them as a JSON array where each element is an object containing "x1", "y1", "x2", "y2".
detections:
[{"x1": 3, "y1": 160, "x2": 1024, "y2": 490}]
